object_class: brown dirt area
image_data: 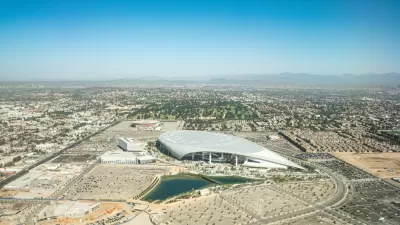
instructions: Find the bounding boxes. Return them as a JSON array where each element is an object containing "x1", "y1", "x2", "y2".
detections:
[
  {"x1": 38, "y1": 202, "x2": 129, "y2": 225},
  {"x1": 0, "y1": 189, "x2": 22, "y2": 197},
  {"x1": 331, "y1": 152, "x2": 400, "y2": 179}
]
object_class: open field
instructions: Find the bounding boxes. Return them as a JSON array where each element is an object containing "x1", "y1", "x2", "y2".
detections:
[
  {"x1": 38, "y1": 201, "x2": 134, "y2": 225},
  {"x1": 331, "y1": 152, "x2": 400, "y2": 179}
]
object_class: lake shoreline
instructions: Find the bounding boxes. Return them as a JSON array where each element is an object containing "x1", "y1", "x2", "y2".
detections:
[{"x1": 142, "y1": 173, "x2": 260, "y2": 202}]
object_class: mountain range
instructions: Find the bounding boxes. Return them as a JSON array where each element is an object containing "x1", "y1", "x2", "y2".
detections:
[{"x1": 1, "y1": 73, "x2": 399, "y2": 88}]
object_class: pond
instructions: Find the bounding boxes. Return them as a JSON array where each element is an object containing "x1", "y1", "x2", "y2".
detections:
[
  {"x1": 142, "y1": 174, "x2": 257, "y2": 202},
  {"x1": 204, "y1": 175, "x2": 257, "y2": 185}
]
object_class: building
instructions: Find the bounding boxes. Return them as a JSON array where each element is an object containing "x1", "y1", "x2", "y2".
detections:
[
  {"x1": 100, "y1": 151, "x2": 155, "y2": 165},
  {"x1": 118, "y1": 138, "x2": 145, "y2": 152},
  {"x1": 137, "y1": 155, "x2": 156, "y2": 164},
  {"x1": 36, "y1": 143, "x2": 55, "y2": 150},
  {"x1": 100, "y1": 151, "x2": 138, "y2": 164},
  {"x1": 157, "y1": 131, "x2": 304, "y2": 169},
  {"x1": 131, "y1": 120, "x2": 161, "y2": 131},
  {"x1": 267, "y1": 135, "x2": 281, "y2": 141},
  {"x1": 45, "y1": 163, "x2": 61, "y2": 170}
]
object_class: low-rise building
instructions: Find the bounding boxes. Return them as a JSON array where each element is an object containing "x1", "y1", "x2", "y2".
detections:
[
  {"x1": 100, "y1": 151, "x2": 138, "y2": 164},
  {"x1": 118, "y1": 138, "x2": 145, "y2": 152},
  {"x1": 137, "y1": 155, "x2": 156, "y2": 164}
]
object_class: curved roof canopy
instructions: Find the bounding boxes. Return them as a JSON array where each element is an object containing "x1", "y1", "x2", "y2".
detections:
[{"x1": 158, "y1": 131, "x2": 303, "y2": 169}]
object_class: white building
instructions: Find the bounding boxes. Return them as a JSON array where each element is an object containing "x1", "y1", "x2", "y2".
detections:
[
  {"x1": 100, "y1": 151, "x2": 138, "y2": 164},
  {"x1": 45, "y1": 163, "x2": 61, "y2": 170},
  {"x1": 267, "y1": 135, "x2": 281, "y2": 141},
  {"x1": 36, "y1": 143, "x2": 55, "y2": 149},
  {"x1": 118, "y1": 138, "x2": 145, "y2": 152},
  {"x1": 137, "y1": 155, "x2": 156, "y2": 164},
  {"x1": 157, "y1": 131, "x2": 304, "y2": 169}
]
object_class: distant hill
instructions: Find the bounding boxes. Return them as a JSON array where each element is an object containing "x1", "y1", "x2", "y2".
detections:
[
  {"x1": 206, "y1": 73, "x2": 400, "y2": 87},
  {"x1": 1, "y1": 73, "x2": 399, "y2": 88}
]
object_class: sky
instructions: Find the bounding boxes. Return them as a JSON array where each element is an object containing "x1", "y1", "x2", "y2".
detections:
[{"x1": 0, "y1": 0, "x2": 399, "y2": 80}]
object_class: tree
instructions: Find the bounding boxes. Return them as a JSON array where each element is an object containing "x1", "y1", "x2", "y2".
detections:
[{"x1": 13, "y1": 156, "x2": 22, "y2": 163}]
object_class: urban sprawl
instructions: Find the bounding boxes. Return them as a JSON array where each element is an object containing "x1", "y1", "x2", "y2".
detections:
[{"x1": 0, "y1": 84, "x2": 399, "y2": 225}]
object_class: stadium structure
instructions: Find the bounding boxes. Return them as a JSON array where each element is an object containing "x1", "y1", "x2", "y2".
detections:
[
  {"x1": 157, "y1": 131, "x2": 304, "y2": 169},
  {"x1": 131, "y1": 120, "x2": 161, "y2": 131}
]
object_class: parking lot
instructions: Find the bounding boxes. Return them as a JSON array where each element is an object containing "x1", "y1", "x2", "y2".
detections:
[
  {"x1": 220, "y1": 184, "x2": 308, "y2": 219},
  {"x1": 234, "y1": 132, "x2": 303, "y2": 155},
  {"x1": 62, "y1": 165, "x2": 167, "y2": 201},
  {"x1": 316, "y1": 160, "x2": 374, "y2": 180},
  {"x1": 340, "y1": 181, "x2": 400, "y2": 224},
  {"x1": 271, "y1": 212, "x2": 352, "y2": 225},
  {"x1": 278, "y1": 180, "x2": 336, "y2": 203},
  {"x1": 293, "y1": 153, "x2": 333, "y2": 161},
  {"x1": 51, "y1": 154, "x2": 97, "y2": 163},
  {"x1": 155, "y1": 195, "x2": 254, "y2": 225}
]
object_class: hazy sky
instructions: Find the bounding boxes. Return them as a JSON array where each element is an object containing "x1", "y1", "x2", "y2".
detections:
[{"x1": 0, "y1": 0, "x2": 399, "y2": 80}]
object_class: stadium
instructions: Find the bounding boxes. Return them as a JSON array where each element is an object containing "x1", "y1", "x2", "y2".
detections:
[
  {"x1": 130, "y1": 120, "x2": 161, "y2": 130},
  {"x1": 157, "y1": 131, "x2": 304, "y2": 169}
]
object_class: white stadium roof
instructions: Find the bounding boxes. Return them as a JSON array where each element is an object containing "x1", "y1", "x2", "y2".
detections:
[
  {"x1": 132, "y1": 120, "x2": 160, "y2": 124},
  {"x1": 158, "y1": 131, "x2": 303, "y2": 169}
]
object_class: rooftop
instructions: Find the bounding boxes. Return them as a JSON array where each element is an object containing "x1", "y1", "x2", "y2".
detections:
[{"x1": 158, "y1": 131, "x2": 303, "y2": 169}]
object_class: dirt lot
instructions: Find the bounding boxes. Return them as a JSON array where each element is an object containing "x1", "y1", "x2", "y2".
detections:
[
  {"x1": 331, "y1": 152, "x2": 400, "y2": 179},
  {"x1": 38, "y1": 202, "x2": 128, "y2": 225}
]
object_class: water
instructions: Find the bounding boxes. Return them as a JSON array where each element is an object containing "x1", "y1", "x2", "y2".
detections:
[
  {"x1": 142, "y1": 174, "x2": 257, "y2": 202},
  {"x1": 142, "y1": 174, "x2": 212, "y2": 201},
  {"x1": 205, "y1": 175, "x2": 257, "y2": 185}
]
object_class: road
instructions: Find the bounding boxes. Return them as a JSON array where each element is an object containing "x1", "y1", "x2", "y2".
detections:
[
  {"x1": 242, "y1": 148, "x2": 363, "y2": 225},
  {"x1": 21, "y1": 121, "x2": 122, "y2": 225},
  {"x1": 0, "y1": 120, "x2": 121, "y2": 189},
  {"x1": 12, "y1": 121, "x2": 357, "y2": 225},
  {"x1": 247, "y1": 167, "x2": 361, "y2": 224}
]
